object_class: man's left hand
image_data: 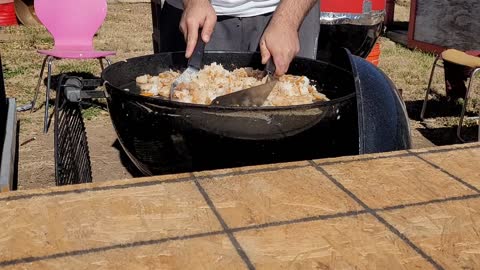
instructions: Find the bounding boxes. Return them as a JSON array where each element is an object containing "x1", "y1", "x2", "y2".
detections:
[
  {"x1": 259, "y1": 0, "x2": 318, "y2": 76},
  {"x1": 259, "y1": 21, "x2": 299, "y2": 76}
]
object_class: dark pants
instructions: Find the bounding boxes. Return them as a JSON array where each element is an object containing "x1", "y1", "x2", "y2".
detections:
[
  {"x1": 158, "y1": 1, "x2": 320, "y2": 59},
  {"x1": 444, "y1": 51, "x2": 480, "y2": 99}
]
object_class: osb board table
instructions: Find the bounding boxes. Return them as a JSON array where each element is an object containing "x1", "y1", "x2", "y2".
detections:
[{"x1": 1, "y1": 143, "x2": 480, "y2": 270}]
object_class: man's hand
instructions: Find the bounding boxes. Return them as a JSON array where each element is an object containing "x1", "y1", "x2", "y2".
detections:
[
  {"x1": 260, "y1": 0, "x2": 317, "y2": 76},
  {"x1": 260, "y1": 22, "x2": 299, "y2": 76},
  {"x1": 180, "y1": 0, "x2": 217, "y2": 58}
]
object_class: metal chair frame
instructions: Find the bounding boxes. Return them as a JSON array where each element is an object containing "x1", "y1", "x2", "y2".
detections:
[{"x1": 420, "y1": 54, "x2": 480, "y2": 142}]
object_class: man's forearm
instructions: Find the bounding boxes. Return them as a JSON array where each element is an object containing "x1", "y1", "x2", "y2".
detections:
[
  {"x1": 271, "y1": 0, "x2": 318, "y2": 30},
  {"x1": 183, "y1": 0, "x2": 211, "y2": 8}
]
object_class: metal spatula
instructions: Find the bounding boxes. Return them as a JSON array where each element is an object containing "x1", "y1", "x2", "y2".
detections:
[
  {"x1": 211, "y1": 59, "x2": 277, "y2": 107},
  {"x1": 170, "y1": 36, "x2": 206, "y2": 100}
]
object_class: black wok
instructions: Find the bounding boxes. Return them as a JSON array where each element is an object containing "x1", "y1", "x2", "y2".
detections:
[
  {"x1": 101, "y1": 50, "x2": 410, "y2": 175},
  {"x1": 102, "y1": 51, "x2": 358, "y2": 175},
  {"x1": 103, "y1": 52, "x2": 356, "y2": 141}
]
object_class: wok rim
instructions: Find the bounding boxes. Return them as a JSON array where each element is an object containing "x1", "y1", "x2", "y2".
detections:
[{"x1": 103, "y1": 51, "x2": 356, "y2": 111}]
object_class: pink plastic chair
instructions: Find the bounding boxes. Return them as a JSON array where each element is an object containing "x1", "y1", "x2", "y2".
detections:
[{"x1": 30, "y1": 0, "x2": 115, "y2": 133}]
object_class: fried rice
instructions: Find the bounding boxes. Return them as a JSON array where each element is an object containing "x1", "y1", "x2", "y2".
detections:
[{"x1": 135, "y1": 63, "x2": 329, "y2": 106}]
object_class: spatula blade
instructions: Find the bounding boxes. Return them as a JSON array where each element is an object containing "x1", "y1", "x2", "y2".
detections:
[
  {"x1": 170, "y1": 66, "x2": 198, "y2": 87},
  {"x1": 170, "y1": 36, "x2": 205, "y2": 99},
  {"x1": 211, "y1": 80, "x2": 277, "y2": 107}
]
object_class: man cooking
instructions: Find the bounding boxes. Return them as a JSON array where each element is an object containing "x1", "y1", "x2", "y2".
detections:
[{"x1": 159, "y1": 0, "x2": 320, "y2": 76}]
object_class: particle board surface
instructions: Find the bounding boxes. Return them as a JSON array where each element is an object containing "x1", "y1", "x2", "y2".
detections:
[
  {"x1": 2, "y1": 235, "x2": 245, "y2": 270},
  {"x1": 381, "y1": 198, "x2": 480, "y2": 270},
  {"x1": 235, "y1": 215, "x2": 436, "y2": 270},
  {"x1": 321, "y1": 155, "x2": 476, "y2": 209},
  {"x1": 1, "y1": 143, "x2": 479, "y2": 269},
  {"x1": 419, "y1": 147, "x2": 480, "y2": 190},
  {"x1": 0, "y1": 181, "x2": 222, "y2": 264},
  {"x1": 200, "y1": 166, "x2": 362, "y2": 228}
]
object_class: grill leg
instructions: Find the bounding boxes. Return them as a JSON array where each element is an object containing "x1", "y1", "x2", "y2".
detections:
[
  {"x1": 457, "y1": 68, "x2": 480, "y2": 142},
  {"x1": 30, "y1": 56, "x2": 49, "y2": 113},
  {"x1": 420, "y1": 55, "x2": 441, "y2": 121},
  {"x1": 98, "y1": 58, "x2": 105, "y2": 71},
  {"x1": 43, "y1": 56, "x2": 55, "y2": 134},
  {"x1": 98, "y1": 57, "x2": 112, "y2": 71}
]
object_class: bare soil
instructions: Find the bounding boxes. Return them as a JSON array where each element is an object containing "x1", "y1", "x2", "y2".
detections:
[{"x1": 2, "y1": 2, "x2": 479, "y2": 190}]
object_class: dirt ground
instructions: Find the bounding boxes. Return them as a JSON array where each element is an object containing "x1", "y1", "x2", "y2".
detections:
[{"x1": 1, "y1": 2, "x2": 479, "y2": 190}]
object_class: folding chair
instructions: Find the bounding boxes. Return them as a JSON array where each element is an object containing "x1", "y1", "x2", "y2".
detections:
[
  {"x1": 420, "y1": 49, "x2": 480, "y2": 142},
  {"x1": 30, "y1": 0, "x2": 115, "y2": 133}
]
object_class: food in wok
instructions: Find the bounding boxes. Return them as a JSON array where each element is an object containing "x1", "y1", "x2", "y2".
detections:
[{"x1": 135, "y1": 63, "x2": 329, "y2": 106}]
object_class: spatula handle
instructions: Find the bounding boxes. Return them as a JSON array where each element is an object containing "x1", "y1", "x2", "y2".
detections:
[
  {"x1": 265, "y1": 58, "x2": 276, "y2": 76},
  {"x1": 188, "y1": 35, "x2": 206, "y2": 70}
]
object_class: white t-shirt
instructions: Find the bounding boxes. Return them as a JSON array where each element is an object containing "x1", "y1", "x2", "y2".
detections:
[{"x1": 166, "y1": 0, "x2": 280, "y2": 17}]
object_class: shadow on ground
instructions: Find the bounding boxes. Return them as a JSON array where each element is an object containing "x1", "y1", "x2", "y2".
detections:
[
  {"x1": 405, "y1": 98, "x2": 478, "y2": 145},
  {"x1": 112, "y1": 140, "x2": 145, "y2": 178},
  {"x1": 404, "y1": 99, "x2": 475, "y2": 121},
  {"x1": 416, "y1": 126, "x2": 478, "y2": 146}
]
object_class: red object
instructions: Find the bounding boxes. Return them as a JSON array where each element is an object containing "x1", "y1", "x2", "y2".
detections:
[
  {"x1": 384, "y1": 0, "x2": 395, "y2": 26},
  {"x1": 0, "y1": 2, "x2": 17, "y2": 26},
  {"x1": 366, "y1": 42, "x2": 381, "y2": 66},
  {"x1": 321, "y1": 0, "x2": 385, "y2": 13}
]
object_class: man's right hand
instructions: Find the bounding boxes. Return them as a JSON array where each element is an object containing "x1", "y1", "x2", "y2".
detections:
[{"x1": 180, "y1": 0, "x2": 217, "y2": 58}]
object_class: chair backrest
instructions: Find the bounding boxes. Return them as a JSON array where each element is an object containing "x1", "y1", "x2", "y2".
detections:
[{"x1": 34, "y1": 0, "x2": 107, "y2": 51}]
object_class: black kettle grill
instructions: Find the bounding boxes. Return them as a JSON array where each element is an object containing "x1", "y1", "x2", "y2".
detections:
[
  {"x1": 100, "y1": 49, "x2": 411, "y2": 176},
  {"x1": 0, "y1": 55, "x2": 18, "y2": 191}
]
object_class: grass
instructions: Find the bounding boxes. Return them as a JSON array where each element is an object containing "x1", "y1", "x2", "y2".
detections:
[
  {"x1": 379, "y1": 39, "x2": 439, "y2": 99},
  {"x1": 82, "y1": 106, "x2": 103, "y2": 121},
  {"x1": 3, "y1": 65, "x2": 26, "y2": 79},
  {"x1": 393, "y1": 0, "x2": 411, "y2": 21}
]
